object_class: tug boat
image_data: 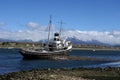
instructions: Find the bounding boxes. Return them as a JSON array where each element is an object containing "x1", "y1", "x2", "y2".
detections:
[{"x1": 19, "y1": 17, "x2": 72, "y2": 59}]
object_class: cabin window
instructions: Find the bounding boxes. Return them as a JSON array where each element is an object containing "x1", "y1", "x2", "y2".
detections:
[
  {"x1": 54, "y1": 38, "x2": 59, "y2": 41},
  {"x1": 54, "y1": 38, "x2": 56, "y2": 41},
  {"x1": 57, "y1": 39, "x2": 59, "y2": 41},
  {"x1": 54, "y1": 33, "x2": 59, "y2": 36}
]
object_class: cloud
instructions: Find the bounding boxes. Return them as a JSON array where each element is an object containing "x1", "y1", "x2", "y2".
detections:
[
  {"x1": 0, "y1": 22, "x2": 120, "y2": 45},
  {"x1": 0, "y1": 30, "x2": 48, "y2": 41},
  {"x1": 26, "y1": 22, "x2": 40, "y2": 29},
  {"x1": 25, "y1": 22, "x2": 56, "y2": 31}
]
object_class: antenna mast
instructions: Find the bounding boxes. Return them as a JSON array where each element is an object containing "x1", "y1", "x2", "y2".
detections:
[
  {"x1": 59, "y1": 20, "x2": 63, "y2": 38},
  {"x1": 48, "y1": 16, "x2": 52, "y2": 45},
  {"x1": 59, "y1": 20, "x2": 65, "y2": 38}
]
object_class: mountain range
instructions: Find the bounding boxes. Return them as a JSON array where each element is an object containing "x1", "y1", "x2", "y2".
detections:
[
  {"x1": 0, "y1": 37, "x2": 110, "y2": 46},
  {"x1": 67, "y1": 37, "x2": 110, "y2": 45}
]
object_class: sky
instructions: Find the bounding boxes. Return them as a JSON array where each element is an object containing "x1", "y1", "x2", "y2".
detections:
[{"x1": 0, "y1": 0, "x2": 120, "y2": 45}]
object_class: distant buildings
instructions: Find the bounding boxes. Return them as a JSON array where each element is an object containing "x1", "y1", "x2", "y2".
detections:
[{"x1": 0, "y1": 42, "x2": 120, "y2": 50}]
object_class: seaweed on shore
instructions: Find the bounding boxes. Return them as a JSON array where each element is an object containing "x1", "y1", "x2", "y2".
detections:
[{"x1": 0, "y1": 67, "x2": 120, "y2": 80}]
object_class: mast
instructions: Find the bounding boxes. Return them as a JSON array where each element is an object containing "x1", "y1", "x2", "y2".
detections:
[
  {"x1": 59, "y1": 20, "x2": 62, "y2": 38},
  {"x1": 47, "y1": 16, "x2": 52, "y2": 46},
  {"x1": 59, "y1": 20, "x2": 65, "y2": 38}
]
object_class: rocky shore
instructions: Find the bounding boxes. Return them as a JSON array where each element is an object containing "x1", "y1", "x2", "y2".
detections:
[{"x1": 0, "y1": 67, "x2": 120, "y2": 80}]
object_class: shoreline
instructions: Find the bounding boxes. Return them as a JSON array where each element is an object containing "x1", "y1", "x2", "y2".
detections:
[
  {"x1": 72, "y1": 48, "x2": 120, "y2": 51},
  {"x1": 0, "y1": 67, "x2": 120, "y2": 80},
  {"x1": 1, "y1": 47, "x2": 120, "y2": 51}
]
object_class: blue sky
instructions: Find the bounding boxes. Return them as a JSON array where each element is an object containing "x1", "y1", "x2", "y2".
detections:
[
  {"x1": 0, "y1": 0, "x2": 120, "y2": 31},
  {"x1": 1, "y1": 0, "x2": 120, "y2": 45}
]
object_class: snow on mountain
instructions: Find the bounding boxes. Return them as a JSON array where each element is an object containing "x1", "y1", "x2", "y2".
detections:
[{"x1": 62, "y1": 30, "x2": 120, "y2": 45}]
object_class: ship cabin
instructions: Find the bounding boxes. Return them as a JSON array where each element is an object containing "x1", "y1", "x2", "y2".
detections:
[{"x1": 48, "y1": 33, "x2": 63, "y2": 51}]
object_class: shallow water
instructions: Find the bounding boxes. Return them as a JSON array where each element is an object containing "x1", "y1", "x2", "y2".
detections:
[{"x1": 0, "y1": 48, "x2": 120, "y2": 74}]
